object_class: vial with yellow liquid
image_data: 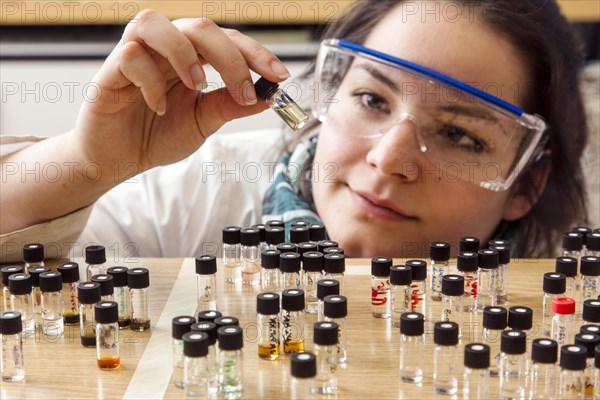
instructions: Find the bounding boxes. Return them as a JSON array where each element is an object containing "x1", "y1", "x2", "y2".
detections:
[{"x1": 254, "y1": 77, "x2": 309, "y2": 131}]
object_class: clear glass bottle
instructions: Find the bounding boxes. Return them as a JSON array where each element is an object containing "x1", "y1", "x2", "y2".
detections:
[
  {"x1": 190, "y1": 321, "x2": 219, "y2": 395},
  {"x1": 1, "y1": 266, "x2": 23, "y2": 313},
  {"x1": 280, "y1": 252, "x2": 302, "y2": 291},
  {"x1": 195, "y1": 255, "x2": 217, "y2": 312},
  {"x1": 8, "y1": 273, "x2": 34, "y2": 336},
  {"x1": 39, "y1": 271, "x2": 63, "y2": 337},
  {"x1": 552, "y1": 297, "x2": 576, "y2": 346},
  {"x1": 529, "y1": 338, "x2": 558, "y2": 400},
  {"x1": 57, "y1": 262, "x2": 80, "y2": 326},
  {"x1": 585, "y1": 232, "x2": 600, "y2": 257},
  {"x1": 580, "y1": 256, "x2": 600, "y2": 306},
  {"x1": 91, "y1": 274, "x2": 114, "y2": 302},
  {"x1": 324, "y1": 294, "x2": 348, "y2": 364},
  {"x1": 127, "y1": 268, "x2": 150, "y2": 331},
  {"x1": 559, "y1": 344, "x2": 587, "y2": 399},
  {"x1": 171, "y1": 315, "x2": 195, "y2": 388},
  {"x1": 323, "y1": 253, "x2": 345, "y2": 293},
  {"x1": 371, "y1": 257, "x2": 392, "y2": 318},
  {"x1": 543, "y1": 272, "x2": 567, "y2": 337},
  {"x1": 302, "y1": 251, "x2": 324, "y2": 313},
  {"x1": 312, "y1": 321, "x2": 339, "y2": 394},
  {"x1": 482, "y1": 306, "x2": 508, "y2": 377},
  {"x1": 433, "y1": 321, "x2": 459, "y2": 395},
  {"x1": 85, "y1": 245, "x2": 106, "y2": 281},
  {"x1": 251, "y1": 223, "x2": 267, "y2": 252},
  {"x1": 264, "y1": 225, "x2": 285, "y2": 251},
  {"x1": 291, "y1": 352, "x2": 317, "y2": 399},
  {"x1": 218, "y1": 325, "x2": 244, "y2": 399},
  {"x1": 289, "y1": 226, "x2": 310, "y2": 245},
  {"x1": 429, "y1": 242, "x2": 450, "y2": 302},
  {"x1": 95, "y1": 301, "x2": 120, "y2": 370},
  {"x1": 256, "y1": 292, "x2": 280, "y2": 361},
  {"x1": 78, "y1": 282, "x2": 101, "y2": 347},
  {"x1": 489, "y1": 244, "x2": 510, "y2": 305},
  {"x1": 399, "y1": 312, "x2": 425, "y2": 383},
  {"x1": 22, "y1": 243, "x2": 45, "y2": 274},
  {"x1": 556, "y1": 256, "x2": 579, "y2": 302},
  {"x1": 463, "y1": 343, "x2": 491, "y2": 400},
  {"x1": 261, "y1": 249, "x2": 281, "y2": 293},
  {"x1": 106, "y1": 266, "x2": 131, "y2": 329},
  {"x1": 499, "y1": 330, "x2": 528, "y2": 399},
  {"x1": 457, "y1": 251, "x2": 479, "y2": 313},
  {"x1": 476, "y1": 249, "x2": 499, "y2": 310},
  {"x1": 441, "y1": 274, "x2": 464, "y2": 336},
  {"x1": 0, "y1": 311, "x2": 24, "y2": 382},
  {"x1": 406, "y1": 260, "x2": 427, "y2": 316},
  {"x1": 254, "y1": 77, "x2": 309, "y2": 131},
  {"x1": 390, "y1": 265, "x2": 412, "y2": 327},
  {"x1": 183, "y1": 331, "x2": 210, "y2": 398},
  {"x1": 574, "y1": 332, "x2": 600, "y2": 399},
  {"x1": 241, "y1": 228, "x2": 261, "y2": 286},
  {"x1": 26, "y1": 266, "x2": 48, "y2": 331},
  {"x1": 222, "y1": 226, "x2": 242, "y2": 284},
  {"x1": 316, "y1": 279, "x2": 340, "y2": 321},
  {"x1": 282, "y1": 289, "x2": 305, "y2": 354}
]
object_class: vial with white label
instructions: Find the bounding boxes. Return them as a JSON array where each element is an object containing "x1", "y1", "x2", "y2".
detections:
[
  {"x1": 476, "y1": 249, "x2": 499, "y2": 310},
  {"x1": 91, "y1": 274, "x2": 114, "y2": 302},
  {"x1": 390, "y1": 265, "x2": 412, "y2": 327},
  {"x1": 85, "y1": 245, "x2": 106, "y2": 281},
  {"x1": 241, "y1": 228, "x2": 261, "y2": 286},
  {"x1": 172, "y1": 315, "x2": 195, "y2": 388},
  {"x1": 490, "y1": 244, "x2": 510, "y2": 305},
  {"x1": 254, "y1": 77, "x2": 309, "y2": 131},
  {"x1": 57, "y1": 262, "x2": 80, "y2": 326},
  {"x1": 8, "y1": 273, "x2": 34, "y2": 336},
  {"x1": 542, "y1": 272, "x2": 567, "y2": 336},
  {"x1": 218, "y1": 325, "x2": 244, "y2": 399},
  {"x1": 399, "y1": 312, "x2": 425, "y2": 383},
  {"x1": 280, "y1": 252, "x2": 302, "y2": 291},
  {"x1": 559, "y1": 344, "x2": 587, "y2": 399},
  {"x1": 552, "y1": 297, "x2": 576, "y2": 346},
  {"x1": 106, "y1": 266, "x2": 131, "y2": 329},
  {"x1": 324, "y1": 295, "x2": 348, "y2": 364},
  {"x1": 256, "y1": 292, "x2": 280, "y2": 361},
  {"x1": 529, "y1": 338, "x2": 558, "y2": 400},
  {"x1": 127, "y1": 268, "x2": 150, "y2": 331},
  {"x1": 39, "y1": 271, "x2": 64, "y2": 336},
  {"x1": 433, "y1": 321, "x2": 459, "y2": 395},
  {"x1": 261, "y1": 249, "x2": 281, "y2": 293},
  {"x1": 482, "y1": 306, "x2": 508, "y2": 377},
  {"x1": 371, "y1": 256, "x2": 392, "y2": 318},
  {"x1": 463, "y1": 343, "x2": 490, "y2": 400},
  {"x1": 312, "y1": 321, "x2": 339, "y2": 394},
  {"x1": 0, "y1": 311, "x2": 24, "y2": 382},
  {"x1": 429, "y1": 242, "x2": 450, "y2": 301},
  {"x1": 406, "y1": 259, "x2": 427, "y2": 316},
  {"x1": 499, "y1": 330, "x2": 528, "y2": 399},
  {"x1": 302, "y1": 251, "x2": 324, "y2": 313},
  {"x1": 457, "y1": 251, "x2": 479, "y2": 312},
  {"x1": 183, "y1": 331, "x2": 210, "y2": 398},
  {"x1": 222, "y1": 226, "x2": 242, "y2": 284},
  {"x1": 195, "y1": 255, "x2": 217, "y2": 312},
  {"x1": 22, "y1": 243, "x2": 44, "y2": 274}
]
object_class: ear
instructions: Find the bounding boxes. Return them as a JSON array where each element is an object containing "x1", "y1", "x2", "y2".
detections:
[{"x1": 502, "y1": 159, "x2": 551, "y2": 221}]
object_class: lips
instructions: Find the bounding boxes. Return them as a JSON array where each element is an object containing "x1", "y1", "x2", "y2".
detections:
[{"x1": 350, "y1": 187, "x2": 417, "y2": 222}]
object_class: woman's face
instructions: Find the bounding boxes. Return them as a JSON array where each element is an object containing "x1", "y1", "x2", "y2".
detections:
[{"x1": 312, "y1": 4, "x2": 531, "y2": 257}]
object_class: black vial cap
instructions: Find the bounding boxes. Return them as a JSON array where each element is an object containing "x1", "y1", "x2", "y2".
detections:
[
  {"x1": 406, "y1": 260, "x2": 427, "y2": 281},
  {"x1": 596, "y1": 344, "x2": 600, "y2": 369},
  {"x1": 441, "y1": 275, "x2": 464, "y2": 296},
  {"x1": 400, "y1": 312, "x2": 424, "y2": 336},
  {"x1": 85, "y1": 245, "x2": 106, "y2": 264},
  {"x1": 478, "y1": 249, "x2": 499, "y2": 269},
  {"x1": 190, "y1": 321, "x2": 217, "y2": 346},
  {"x1": 555, "y1": 256, "x2": 578, "y2": 277},
  {"x1": 508, "y1": 306, "x2": 533, "y2": 331},
  {"x1": 560, "y1": 344, "x2": 587, "y2": 370},
  {"x1": 585, "y1": 233, "x2": 600, "y2": 251},
  {"x1": 483, "y1": 306, "x2": 508, "y2": 330},
  {"x1": 323, "y1": 295, "x2": 347, "y2": 319},
  {"x1": 562, "y1": 232, "x2": 584, "y2": 251},
  {"x1": 302, "y1": 251, "x2": 324, "y2": 272},
  {"x1": 257, "y1": 292, "x2": 280, "y2": 315},
  {"x1": 23, "y1": 243, "x2": 44, "y2": 263},
  {"x1": 91, "y1": 274, "x2": 114, "y2": 296},
  {"x1": 532, "y1": 338, "x2": 558, "y2": 364},
  {"x1": 290, "y1": 226, "x2": 310, "y2": 244},
  {"x1": 390, "y1": 265, "x2": 412, "y2": 286},
  {"x1": 282, "y1": 289, "x2": 305, "y2": 312},
  {"x1": 574, "y1": 333, "x2": 600, "y2": 358},
  {"x1": 94, "y1": 301, "x2": 118, "y2": 324},
  {"x1": 313, "y1": 321, "x2": 339, "y2": 345},
  {"x1": 457, "y1": 251, "x2": 479, "y2": 272},
  {"x1": 434, "y1": 321, "x2": 459, "y2": 346},
  {"x1": 324, "y1": 253, "x2": 345, "y2": 274},
  {"x1": 195, "y1": 255, "x2": 217, "y2": 275},
  {"x1": 277, "y1": 243, "x2": 298, "y2": 254},
  {"x1": 217, "y1": 325, "x2": 244, "y2": 350},
  {"x1": 280, "y1": 252, "x2": 301, "y2": 273},
  {"x1": 291, "y1": 352, "x2": 317, "y2": 378},
  {"x1": 429, "y1": 242, "x2": 451, "y2": 261},
  {"x1": 172, "y1": 315, "x2": 196, "y2": 340},
  {"x1": 261, "y1": 249, "x2": 281, "y2": 270},
  {"x1": 240, "y1": 228, "x2": 260, "y2": 247},
  {"x1": 27, "y1": 266, "x2": 49, "y2": 287},
  {"x1": 222, "y1": 226, "x2": 241, "y2": 245},
  {"x1": 573, "y1": 226, "x2": 592, "y2": 235},
  {"x1": 500, "y1": 330, "x2": 527, "y2": 355},
  {"x1": 464, "y1": 343, "x2": 490, "y2": 369},
  {"x1": 581, "y1": 256, "x2": 600, "y2": 276},
  {"x1": 266, "y1": 219, "x2": 284, "y2": 228},
  {"x1": 106, "y1": 266, "x2": 128, "y2": 287},
  {"x1": 1, "y1": 265, "x2": 24, "y2": 285},
  {"x1": 254, "y1": 77, "x2": 279, "y2": 100},
  {"x1": 543, "y1": 272, "x2": 566, "y2": 294},
  {"x1": 371, "y1": 257, "x2": 393, "y2": 277},
  {"x1": 214, "y1": 316, "x2": 239, "y2": 329},
  {"x1": 317, "y1": 279, "x2": 340, "y2": 300},
  {"x1": 0, "y1": 311, "x2": 23, "y2": 335},
  {"x1": 291, "y1": 220, "x2": 310, "y2": 228},
  {"x1": 297, "y1": 242, "x2": 318, "y2": 256},
  {"x1": 265, "y1": 226, "x2": 285, "y2": 246},
  {"x1": 197, "y1": 310, "x2": 222, "y2": 323},
  {"x1": 583, "y1": 299, "x2": 600, "y2": 323},
  {"x1": 57, "y1": 262, "x2": 80, "y2": 284},
  {"x1": 488, "y1": 239, "x2": 510, "y2": 248},
  {"x1": 490, "y1": 245, "x2": 510, "y2": 264},
  {"x1": 581, "y1": 325, "x2": 600, "y2": 335},
  {"x1": 39, "y1": 271, "x2": 62, "y2": 292},
  {"x1": 309, "y1": 224, "x2": 327, "y2": 242},
  {"x1": 323, "y1": 247, "x2": 344, "y2": 256},
  {"x1": 77, "y1": 282, "x2": 101, "y2": 304},
  {"x1": 459, "y1": 237, "x2": 480, "y2": 252},
  {"x1": 317, "y1": 240, "x2": 338, "y2": 253},
  {"x1": 127, "y1": 268, "x2": 150, "y2": 289},
  {"x1": 251, "y1": 224, "x2": 266, "y2": 242},
  {"x1": 183, "y1": 332, "x2": 209, "y2": 357},
  {"x1": 8, "y1": 273, "x2": 32, "y2": 295}
]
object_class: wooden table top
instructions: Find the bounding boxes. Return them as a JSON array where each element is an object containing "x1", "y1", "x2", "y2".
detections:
[{"x1": 0, "y1": 258, "x2": 569, "y2": 399}]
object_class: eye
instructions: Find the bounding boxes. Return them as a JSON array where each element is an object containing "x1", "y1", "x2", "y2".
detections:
[
  {"x1": 354, "y1": 92, "x2": 390, "y2": 114},
  {"x1": 442, "y1": 125, "x2": 485, "y2": 153}
]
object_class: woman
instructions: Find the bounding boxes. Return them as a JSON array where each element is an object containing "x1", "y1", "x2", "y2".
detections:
[{"x1": 0, "y1": 0, "x2": 588, "y2": 260}]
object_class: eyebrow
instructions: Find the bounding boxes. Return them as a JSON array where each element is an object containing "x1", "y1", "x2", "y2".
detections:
[{"x1": 357, "y1": 64, "x2": 400, "y2": 93}]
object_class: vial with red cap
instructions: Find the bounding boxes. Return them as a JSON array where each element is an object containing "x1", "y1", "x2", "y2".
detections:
[{"x1": 552, "y1": 297, "x2": 576, "y2": 346}]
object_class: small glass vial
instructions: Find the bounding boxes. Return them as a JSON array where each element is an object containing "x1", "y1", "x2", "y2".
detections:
[
  {"x1": 323, "y1": 253, "x2": 345, "y2": 292},
  {"x1": 297, "y1": 241, "x2": 317, "y2": 258},
  {"x1": 280, "y1": 252, "x2": 302, "y2": 291},
  {"x1": 460, "y1": 236, "x2": 480, "y2": 252},
  {"x1": 406, "y1": 259, "x2": 427, "y2": 316},
  {"x1": 390, "y1": 265, "x2": 412, "y2": 327},
  {"x1": 218, "y1": 325, "x2": 244, "y2": 399},
  {"x1": 441, "y1": 274, "x2": 464, "y2": 335},
  {"x1": 85, "y1": 245, "x2": 106, "y2": 281},
  {"x1": 57, "y1": 262, "x2": 80, "y2": 326},
  {"x1": 316, "y1": 279, "x2": 340, "y2": 321},
  {"x1": 264, "y1": 226, "x2": 285, "y2": 251},
  {"x1": 251, "y1": 223, "x2": 267, "y2": 252},
  {"x1": 22, "y1": 243, "x2": 45, "y2": 274},
  {"x1": 172, "y1": 315, "x2": 196, "y2": 388},
  {"x1": 552, "y1": 297, "x2": 576, "y2": 346},
  {"x1": 254, "y1": 77, "x2": 309, "y2": 131},
  {"x1": 0, "y1": 311, "x2": 24, "y2": 382},
  {"x1": 91, "y1": 274, "x2": 114, "y2": 302},
  {"x1": 214, "y1": 316, "x2": 240, "y2": 330},
  {"x1": 433, "y1": 321, "x2": 459, "y2": 395},
  {"x1": 429, "y1": 242, "x2": 451, "y2": 301},
  {"x1": 563, "y1": 232, "x2": 585, "y2": 260},
  {"x1": 222, "y1": 226, "x2": 242, "y2": 284},
  {"x1": 457, "y1": 251, "x2": 479, "y2": 313},
  {"x1": 463, "y1": 343, "x2": 490, "y2": 399},
  {"x1": 583, "y1": 299, "x2": 600, "y2": 327},
  {"x1": 195, "y1": 255, "x2": 217, "y2": 312},
  {"x1": 183, "y1": 331, "x2": 210, "y2": 398},
  {"x1": 317, "y1": 240, "x2": 338, "y2": 253},
  {"x1": 499, "y1": 330, "x2": 528, "y2": 399},
  {"x1": 291, "y1": 352, "x2": 317, "y2": 399},
  {"x1": 399, "y1": 312, "x2": 425, "y2": 383},
  {"x1": 127, "y1": 268, "x2": 150, "y2": 331},
  {"x1": 543, "y1": 272, "x2": 567, "y2": 337},
  {"x1": 482, "y1": 306, "x2": 508, "y2": 377},
  {"x1": 559, "y1": 344, "x2": 587, "y2": 399},
  {"x1": 95, "y1": 301, "x2": 120, "y2": 370},
  {"x1": 290, "y1": 226, "x2": 310, "y2": 245},
  {"x1": 8, "y1": 273, "x2": 35, "y2": 336},
  {"x1": 276, "y1": 242, "x2": 298, "y2": 255},
  {"x1": 508, "y1": 306, "x2": 533, "y2": 350},
  {"x1": 580, "y1": 256, "x2": 600, "y2": 305},
  {"x1": 282, "y1": 289, "x2": 305, "y2": 354},
  {"x1": 312, "y1": 321, "x2": 339, "y2": 394},
  {"x1": 261, "y1": 249, "x2": 281, "y2": 293},
  {"x1": 574, "y1": 332, "x2": 600, "y2": 398},
  {"x1": 476, "y1": 249, "x2": 499, "y2": 310},
  {"x1": 39, "y1": 271, "x2": 64, "y2": 337},
  {"x1": 489, "y1": 244, "x2": 510, "y2": 305},
  {"x1": 309, "y1": 224, "x2": 327, "y2": 243},
  {"x1": 190, "y1": 321, "x2": 219, "y2": 395},
  {"x1": 78, "y1": 282, "x2": 101, "y2": 347},
  {"x1": 585, "y1": 232, "x2": 600, "y2": 257},
  {"x1": 241, "y1": 228, "x2": 261, "y2": 286},
  {"x1": 556, "y1": 256, "x2": 579, "y2": 301},
  {"x1": 27, "y1": 266, "x2": 48, "y2": 330},
  {"x1": 302, "y1": 251, "x2": 324, "y2": 313},
  {"x1": 106, "y1": 266, "x2": 131, "y2": 329},
  {"x1": 371, "y1": 256, "x2": 392, "y2": 318},
  {"x1": 256, "y1": 292, "x2": 280, "y2": 361},
  {"x1": 324, "y1": 294, "x2": 348, "y2": 364},
  {"x1": 1, "y1": 266, "x2": 23, "y2": 313},
  {"x1": 529, "y1": 338, "x2": 558, "y2": 400}
]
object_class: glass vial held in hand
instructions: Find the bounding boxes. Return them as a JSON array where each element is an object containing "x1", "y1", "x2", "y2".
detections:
[
  {"x1": 256, "y1": 292, "x2": 280, "y2": 361},
  {"x1": 195, "y1": 255, "x2": 217, "y2": 313},
  {"x1": 371, "y1": 257, "x2": 392, "y2": 319},
  {"x1": 106, "y1": 267, "x2": 131, "y2": 329},
  {"x1": 85, "y1": 245, "x2": 106, "y2": 281},
  {"x1": 172, "y1": 316, "x2": 196, "y2": 388},
  {"x1": 95, "y1": 301, "x2": 120, "y2": 370},
  {"x1": 254, "y1": 77, "x2": 308, "y2": 131},
  {"x1": 57, "y1": 263, "x2": 80, "y2": 326},
  {"x1": 127, "y1": 268, "x2": 150, "y2": 331},
  {"x1": 0, "y1": 311, "x2": 24, "y2": 382}
]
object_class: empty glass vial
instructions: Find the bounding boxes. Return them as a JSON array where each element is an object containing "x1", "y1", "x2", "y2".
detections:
[
  {"x1": 95, "y1": 301, "x2": 120, "y2": 370},
  {"x1": 457, "y1": 251, "x2": 479, "y2": 312},
  {"x1": 241, "y1": 228, "x2": 261, "y2": 286},
  {"x1": 399, "y1": 312, "x2": 425, "y2": 383},
  {"x1": 317, "y1": 279, "x2": 340, "y2": 321},
  {"x1": 371, "y1": 257, "x2": 392, "y2": 318},
  {"x1": 580, "y1": 256, "x2": 600, "y2": 305},
  {"x1": 583, "y1": 299, "x2": 600, "y2": 326},
  {"x1": 8, "y1": 273, "x2": 34, "y2": 336},
  {"x1": 482, "y1": 306, "x2": 508, "y2": 377},
  {"x1": 552, "y1": 297, "x2": 576, "y2": 346},
  {"x1": 585, "y1": 233, "x2": 600, "y2": 257},
  {"x1": 190, "y1": 321, "x2": 219, "y2": 395},
  {"x1": 433, "y1": 321, "x2": 459, "y2": 395},
  {"x1": 476, "y1": 249, "x2": 499, "y2": 310},
  {"x1": 390, "y1": 265, "x2": 412, "y2": 327},
  {"x1": 312, "y1": 321, "x2": 339, "y2": 394},
  {"x1": 85, "y1": 245, "x2": 106, "y2": 281},
  {"x1": 106, "y1": 266, "x2": 131, "y2": 329},
  {"x1": 291, "y1": 351, "x2": 317, "y2": 399},
  {"x1": 172, "y1": 315, "x2": 195, "y2": 388},
  {"x1": 543, "y1": 272, "x2": 567, "y2": 337},
  {"x1": 556, "y1": 256, "x2": 579, "y2": 301},
  {"x1": 183, "y1": 331, "x2": 210, "y2": 398},
  {"x1": 57, "y1": 262, "x2": 80, "y2": 325},
  {"x1": 195, "y1": 255, "x2": 217, "y2": 312},
  {"x1": 1, "y1": 266, "x2": 23, "y2": 313},
  {"x1": 264, "y1": 226, "x2": 285, "y2": 251},
  {"x1": 78, "y1": 282, "x2": 101, "y2": 347},
  {"x1": 302, "y1": 251, "x2": 324, "y2": 313},
  {"x1": 22, "y1": 243, "x2": 45, "y2": 274},
  {"x1": 39, "y1": 271, "x2": 63, "y2": 336},
  {"x1": 529, "y1": 338, "x2": 558, "y2": 400},
  {"x1": 0, "y1": 311, "x2": 24, "y2": 382},
  {"x1": 463, "y1": 343, "x2": 491, "y2": 400},
  {"x1": 290, "y1": 226, "x2": 310, "y2": 245},
  {"x1": 499, "y1": 330, "x2": 528, "y2": 399},
  {"x1": 460, "y1": 236, "x2": 480, "y2": 252},
  {"x1": 256, "y1": 292, "x2": 280, "y2": 361},
  {"x1": 127, "y1": 268, "x2": 150, "y2": 331},
  {"x1": 261, "y1": 249, "x2": 281, "y2": 293},
  {"x1": 574, "y1": 332, "x2": 600, "y2": 398},
  {"x1": 559, "y1": 344, "x2": 587, "y2": 399},
  {"x1": 490, "y1": 244, "x2": 510, "y2": 305},
  {"x1": 441, "y1": 274, "x2": 464, "y2": 335},
  {"x1": 429, "y1": 242, "x2": 451, "y2": 302},
  {"x1": 508, "y1": 306, "x2": 533, "y2": 350},
  {"x1": 254, "y1": 77, "x2": 309, "y2": 131},
  {"x1": 323, "y1": 254, "x2": 345, "y2": 292},
  {"x1": 222, "y1": 226, "x2": 242, "y2": 284},
  {"x1": 563, "y1": 232, "x2": 585, "y2": 260},
  {"x1": 280, "y1": 252, "x2": 302, "y2": 291},
  {"x1": 323, "y1": 295, "x2": 348, "y2": 364},
  {"x1": 218, "y1": 325, "x2": 244, "y2": 399},
  {"x1": 282, "y1": 289, "x2": 305, "y2": 354},
  {"x1": 251, "y1": 223, "x2": 267, "y2": 252},
  {"x1": 406, "y1": 259, "x2": 427, "y2": 316},
  {"x1": 27, "y1": 266, "x2": 49, "y2": 330},
  {"x1": 91, "y1": 274, "x2": 114, "y2": 302}
]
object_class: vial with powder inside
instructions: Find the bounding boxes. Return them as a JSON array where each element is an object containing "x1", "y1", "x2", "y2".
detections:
[{"x1": 254, "y1": 78, "x2": 309, "y2": 131}]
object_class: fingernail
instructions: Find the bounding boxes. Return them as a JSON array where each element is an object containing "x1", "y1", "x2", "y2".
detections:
[
  {"x1": 243, "y1": 80, "x2": 257, "y2": 105},
  {"x1": 271, "y1": 59, "x2": 290, "y2": 79},
  {"x1": 157, "y1": 95, "x2": 167, "y2": 116},
  {"x1": 190, "y1": 63, "x2": 206, "y2": 91}
]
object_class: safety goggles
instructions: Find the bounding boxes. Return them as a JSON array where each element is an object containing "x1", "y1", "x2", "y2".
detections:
[{"x1": 313, "y1": 39, "x2": 548, "y2": 191}]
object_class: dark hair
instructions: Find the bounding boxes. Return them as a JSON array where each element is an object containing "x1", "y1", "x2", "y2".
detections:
[{"x1": 291, "y1": 0, "x2": 588, "y2": 257}]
